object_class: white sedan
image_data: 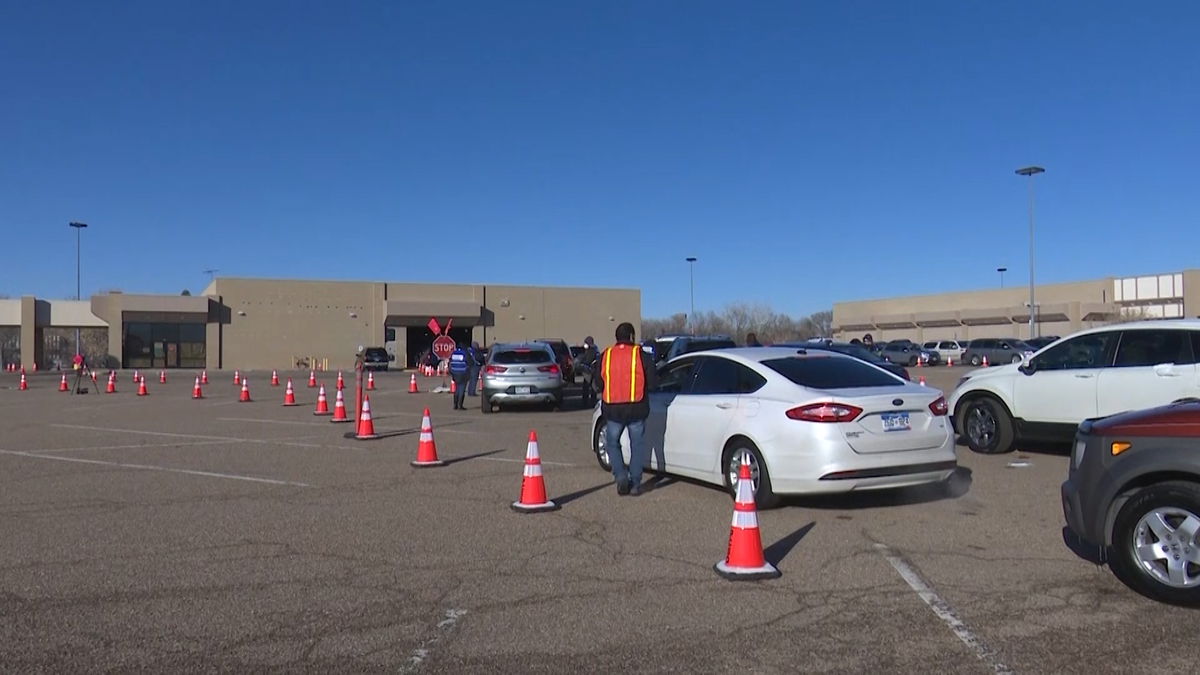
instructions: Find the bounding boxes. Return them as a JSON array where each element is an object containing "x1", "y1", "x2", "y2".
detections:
[{"x1": 590, "y1": 347, "x2": 957, "y2": 508}]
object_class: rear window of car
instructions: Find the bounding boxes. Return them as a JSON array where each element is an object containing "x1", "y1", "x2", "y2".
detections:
[
  {"x1": 493, "y1": 349, "x2": 553, "y2": 364},
  {"x1": 364, "y1": 349, "x2": 387, "y2": 359},
  {"x1": 762, "y1": 356, "x2": 901, "y2": 389}
]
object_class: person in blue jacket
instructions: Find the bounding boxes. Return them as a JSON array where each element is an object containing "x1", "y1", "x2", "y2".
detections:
[{"x1": 448, "y1": 342, "x2": 472, "y2": 410}]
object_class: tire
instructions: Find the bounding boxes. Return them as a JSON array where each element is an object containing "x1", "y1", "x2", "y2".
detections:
[
  {"x1": 969, "y1": 354, "x2": 982, "y2": 366},
  {"x1": 480, "y1": 391, "x2": 493, "y2": 414},
  {"x1": 592, "y1": 419, "x2": 612, "y2": 472},
  {"x1": 722, "y1": 438, "x2": 779, "y2": 509},
  {"x1": 1010, "y1": 355, "x2": 1023, "y2": 364},
  {"x1": 960, "y1": 397, "x2": 1015, "y2": 454},
  {"x1": 1109, "y1": 481, "x2": 1200, "y2": 606}
]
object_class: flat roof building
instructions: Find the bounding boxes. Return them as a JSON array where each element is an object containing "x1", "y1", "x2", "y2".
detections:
[
  {"x1": 832, "y1": 269, "x2": 1200, "y2": 344},
  {"x1": 0, "y1": 277, "x2": 639, "y2": 372}
]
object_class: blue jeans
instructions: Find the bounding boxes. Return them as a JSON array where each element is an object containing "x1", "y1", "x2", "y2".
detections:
[
  {"x1": 467, "y1": 364, "x2": 480, "y2": 395},
  {"x1": 605, "y1": 418, "x2": 647, "y2": 488}
]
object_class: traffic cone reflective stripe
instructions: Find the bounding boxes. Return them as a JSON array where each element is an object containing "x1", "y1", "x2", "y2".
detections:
[
  {"x1": 137, "y1": 376, "x2": 149, "y2": 396},
  {"x1": 19, "y1": 374, "x2": 28, "y2": 391},
  {"x1": 59, "y1": 374, "x2": 69, "y2": 392},
  {"x1": 511, "y1": 430, "x2": 560, "y2": 512},
  {"x1": 239, "y1": 379, "x2": 251, "y2": 402},
  {"x1": 282, "y1": 379, "x2": 298, "y2": 406},
  {"x1": 313, "y1": 384, "x2": 330, "y2": 415},
  {"x1": 408, "y1": 373, "x2": 419, "y2": 393},
  {"x1": 308, "y1": 370, "x2": 317, "y2": 388},
  {"x1": 714, "y1": 457, "x2": 780, "y2": 580},
  {"x1": 192, "y1": 377, "x2": 204, "y2": 399},
  {"x1": 355, "y1": 396, "x2": 379, "y2": 439},
  {"x1": 330, "y1": 388, "x2": 351, "y2": 422},
  {"x1": 367, "y1": 372, "x2": 376, "y2": 390},
  {"x1": 411, "y1": 407, "x2": 445, "y2": 467},
  {"x1": 271, "y1": 370, "x2": 279, "y2": 386}
]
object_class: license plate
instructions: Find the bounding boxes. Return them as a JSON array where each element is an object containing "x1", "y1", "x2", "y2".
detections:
[
  {"x1": 881, "y1": 412, "x2": 911, "y2": 432},
  {"x1": 515, "y1": 386, "x2": 531, "y2": 394}
]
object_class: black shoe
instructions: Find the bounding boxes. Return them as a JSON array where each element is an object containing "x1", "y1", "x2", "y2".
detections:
[
  {"x1": 616, "y1": 479, "x2": 630, "y2": 496},
  {"x1": 629, "y1": 484, "x2": 644, "y2": 497}
]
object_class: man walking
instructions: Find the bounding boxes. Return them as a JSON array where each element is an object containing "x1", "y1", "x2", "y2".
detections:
[
  {"x1": 448, "y1": 341, "x2": 471, "y2": 410},
  {"x1": 576, "y1": 335, "x2": 600, "y2": 408},
  {"x1": 597, "y1": 322, "x2": 657, "y2": 496},
  {"x1": 466, "y1": 341, "x2": 484, "y2": 397}
]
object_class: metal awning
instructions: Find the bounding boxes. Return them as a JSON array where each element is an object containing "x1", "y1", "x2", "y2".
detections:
[
  {"x1": 385, "y1": 300, "x2": 481, "y2": 324},
  {"x1": 960, "y1": 308, "x2": 1013, "y2": 326}
]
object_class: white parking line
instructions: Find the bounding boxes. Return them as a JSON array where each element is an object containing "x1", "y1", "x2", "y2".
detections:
[
  {"x1": 477, "y1": 456, "x2": 576, "y2": 467},
  {"x1": 217, "y1": 417, "x2": 330, "y2": 426},
  {"x1": 874, "y1": 543, "x2": 1012, "y2": 674},
  {"x1": 51, "y1": 423, "x2": 329, "y2": 449},
  {"x1": 0, "y1": 450, "x2": 311, "y2": 487},
  {"x1": 35, "y1": 440, "x2": 233, "y2": 454}
]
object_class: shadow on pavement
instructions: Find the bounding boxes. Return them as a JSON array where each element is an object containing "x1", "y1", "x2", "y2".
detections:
[
  {"x1": 553, "y1": 481, "x2": 613, "y2": 506},
  {"x1": 442, "y1": 449, "x2": 507, "y2": 465},
  {"x1": 783, "y1": 466, "x2": 974, "y2": 510},
  {"x1": 763, "y1": 522, "x2": 815, "y2": 567}
]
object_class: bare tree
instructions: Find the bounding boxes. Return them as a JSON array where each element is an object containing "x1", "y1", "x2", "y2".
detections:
[{"x1": 642, "y1": 304, "x2": 833, "y2": 345}]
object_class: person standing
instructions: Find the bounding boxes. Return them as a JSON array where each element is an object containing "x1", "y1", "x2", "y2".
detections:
[
  {"x1": 576, "y1": 336, "x2": 600, "y2": 407},
  {"x1": 597, "y1": 322, "x2": 657, "y2": 496},
  {"x1": 448, "y1": 342, "x2": 471, "y2": 410},
  {"x1": 466, "y1": 341, "x2": 484, "y2": 397}
]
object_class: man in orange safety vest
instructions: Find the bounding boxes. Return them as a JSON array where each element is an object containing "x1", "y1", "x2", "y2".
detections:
[{"x1": 597, "y1": 322, "x2": 658, "y2": 497}]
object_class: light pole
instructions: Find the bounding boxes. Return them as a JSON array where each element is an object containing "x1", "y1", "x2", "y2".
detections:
[
  {"x1": 1015, "y1": 166, "x2": 1045, "y2": 338},
  {"x1": 997, "y1": 266, "x2": 1007, "y2": 288},
  {"x1": 685, "y1": 257, "x2": 697, "y2": 331},
  {"x1": 69, "y1": 221, "x2": 88, "y2": 355}
]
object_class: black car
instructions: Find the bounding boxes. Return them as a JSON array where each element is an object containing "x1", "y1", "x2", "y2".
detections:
[
  {"x1": 362, "y1": 347, "x2": 392, "y2": 371},
  {"x1": 534, "y1": 338, "x2": 575, "y2": 383},
  {"x1": 775, "y1": 340, "x2": 910, "y2": 381}
]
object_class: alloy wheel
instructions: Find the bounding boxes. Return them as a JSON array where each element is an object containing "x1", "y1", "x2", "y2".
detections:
[
  {"x1": 1132, "y1": 507, "x2": 1200, "y2": 588},
  {"x1": 726, "y1": 447, "x2": 761, "y2": 493},
  {"x1": 965, "y1": 405, "x2": 996, "y2": 449}
]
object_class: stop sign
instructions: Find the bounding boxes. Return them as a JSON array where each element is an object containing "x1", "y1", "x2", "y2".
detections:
[{"x1": 432, "y1": 335, "x2": 456, "y2": 360}]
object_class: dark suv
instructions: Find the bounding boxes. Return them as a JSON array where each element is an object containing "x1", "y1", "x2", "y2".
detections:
[
  {"x1": 659, "y1": 335, "x2": 736, "y2": 363},
  {"x1": 362, "y1": 347, "x2": 392, "y2": 371},
  {"x1": 1063, "y1": 398, "x2": 1200, "y2": 606},
  {"x1": 534, "y1": 338, "x2": 574, "y2": 383}
]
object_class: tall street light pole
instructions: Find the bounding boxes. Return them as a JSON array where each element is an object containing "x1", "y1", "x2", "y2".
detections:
[
  {"x1": 997, "y1": 266, "x2": 1007, "y2": 288},
  {"x1": 69, "y1": 221, "x2": 88, "y2": 355},
  {"x1": 1015, "y1": 166, "x2": 1045, "y2": 339},
  {"x1": 685, "y1": 257, "x2": 697, "y2": 331}
]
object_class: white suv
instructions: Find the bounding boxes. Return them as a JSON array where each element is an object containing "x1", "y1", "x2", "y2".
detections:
[{"x1": 949, "y1": 320, "x2": 1200, "y2": 454}]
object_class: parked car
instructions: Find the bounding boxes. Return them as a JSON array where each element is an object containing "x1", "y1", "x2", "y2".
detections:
[
  {"x1": 534, "y1": 338, "x2": 574, "y2": 383},
  {"x1": 362, "y1": 347, "x2": 392, "y2": 371},
  {"x1": 960, "y1": 338, "x2": 1034, "y2": 366},
  {"x1": 950, "y1": 320, "x2": 1200, "y2": 454},
  {"x1": 924, "y1": 340, "x2": 968, "y2": 364},
  {"x1": 658, "y1": 335, "x2": 737, "y2": 363},
  {"x1": 482, "y1": 343, "x2": 564, "y2": 413},
  {"x1": 1026, "y1": 335, "x2": 1061, "y2": 350},
  {"x1": 590, "y1": 347, "x2": 956, "y2": 508},
  {"x1": 1062, "y1": 398, "x2": 1200, "y2": 606},
  {"x1": 777, "y1": 340, "x2": 910, "y2": 380},
  {"x1": 881, "y1": 342, "x2": 940, "y2": 367}
]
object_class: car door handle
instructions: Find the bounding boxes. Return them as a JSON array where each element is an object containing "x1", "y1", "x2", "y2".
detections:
[
  {"x1": 1073, "y1": 374, "x2": 1094, "y2": 379},
  {"x1": 715, "y1": 402, "x2": 735, "y2": 409}
]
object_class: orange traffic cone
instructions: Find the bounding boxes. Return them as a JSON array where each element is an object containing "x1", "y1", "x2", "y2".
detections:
[
  {"x1": 308, "y1": 370, "x2": 317, "y2": 388},
  {"x1": 59, "y1": 374, "x2": 69, "y2": 392},
  {"x1": 367, "y1": 371, "x2": 376, "y2": 391},
  {"x1": 271, "y1": 370, "x2": 280, "y2": 386},
  {"x1": 411, "y1": 408, "x2": 445, "y2": 467},
  {"x1": 511, "y1": 430, "x2": 560, "y2": 513},
  {"x1": 947, "y1": 357, "x2": 954, "y2": 367},
  {"x1": 137, "y1": 376, "x2": 149, "y2": 397},
  {"x1": 132, "y1": 369, "x2": 139, "y2": 384},
  {"x1": 313, "y1": 384, "x2": 330, "y2": 415},
  {"x1": 714, "y1": 455, "x2": 780, "y2": 581},
  {"x1": 336, "y1": 371, "x2": 345, "y2": 391},
  {"x1": 354, "y1": 395, "x2": 379, "y2": 440},
  {"x1": 408, "y1": 373, "x2": 419, "y2": 393},
  {"x1": 982, "y1": 355, "x2": 989, "y2": 367},
  {"x1": 19, "y1": 373, "x2": 28, "y2": 391},
  {"x1": 919, "y1": 376, "x2": 927, "y2": 386},
  {"x1": 282, "y1": 378, "x2": 298, "y2": 406},
  {"x1": 239, "y1": 379, "x2": 251, "y2": 402},
  {"x1": 106, "y1": 373, "x2": 116, "y2": 394},
  {"x1": 233, "y1": 369, "x2": 241, "y2": 385},
  {"x1": 159, "y1": 370, "x2": 167, "y2": 384},
  {"x1": 450, "y1": 378, "x2": 457, "y2": 394},
  {"x1": 192, "y1": 376, "x2": 204, "y2": 399},
  {"x1": 201, "y1": 370, "x2": 208, "y2": 385},
  {"x1": 91, "y1": 370, "x2": 98, "y2": 384},
  {"x1": 477, "y1": 371, "x2": 483, "y2": 393},
  {"x1": 330, "y1": 388, "x2": 351, "y2": 423}
]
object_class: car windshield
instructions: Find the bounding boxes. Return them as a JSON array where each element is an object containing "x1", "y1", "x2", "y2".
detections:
[
  {"x1": 364, "y1": 349, "x2": 387, "y2": 359},
  {"x1": 493, "y1": 349, "x2": 552, "y2": 364},
  {"x1": 762, "y1": 356, "x2": 901, "y2": 389}
]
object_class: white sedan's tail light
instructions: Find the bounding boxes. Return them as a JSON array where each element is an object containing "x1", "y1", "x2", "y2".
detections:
[
  {"x1": 928, "y1": 396, "x2": 949, "y2": 416},
  {"x1": 786, "y1": 403, "x2": 863, "y2": 423}
]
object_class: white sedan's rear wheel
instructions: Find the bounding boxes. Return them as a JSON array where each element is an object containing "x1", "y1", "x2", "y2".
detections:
[{"x1": 723, "y1": 439, "x2": 779, "y2": 509}]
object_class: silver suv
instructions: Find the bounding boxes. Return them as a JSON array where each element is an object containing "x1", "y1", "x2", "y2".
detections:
[{"x1": 482, "y1": 342, "x2": 564, "y2": 413}]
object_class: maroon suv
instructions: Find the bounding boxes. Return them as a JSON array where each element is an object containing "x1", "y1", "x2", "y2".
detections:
[{"x1": 1062, "y1": 398, "x2": 1200, "y2": 605}]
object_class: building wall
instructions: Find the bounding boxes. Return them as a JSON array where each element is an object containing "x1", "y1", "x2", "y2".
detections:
[{"x1": 0, "y1": 299, "x2": 20, "y2": 326}]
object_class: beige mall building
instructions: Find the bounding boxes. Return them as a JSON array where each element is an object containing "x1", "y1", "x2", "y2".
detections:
[
  {"x1": 0, "y1": 278, "x2": 639, "y2": 372},
  {"x1": 833, "y1": 269, "x2": 1200, "y2": 343}
]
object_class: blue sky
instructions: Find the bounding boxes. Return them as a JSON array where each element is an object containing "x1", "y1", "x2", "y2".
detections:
[{"x1": 2, "y1": 2, "x2": 1196, "y2": 319}]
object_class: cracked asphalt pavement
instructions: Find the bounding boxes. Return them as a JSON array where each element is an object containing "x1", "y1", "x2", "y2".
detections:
[{"x1": 1, "y1": 369, "x2": 1194, "y2": 672}]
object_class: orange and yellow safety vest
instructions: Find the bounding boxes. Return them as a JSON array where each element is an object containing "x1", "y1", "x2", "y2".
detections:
[{"x1": 601, "y1": 343, "x2": 646, "y2": 404}]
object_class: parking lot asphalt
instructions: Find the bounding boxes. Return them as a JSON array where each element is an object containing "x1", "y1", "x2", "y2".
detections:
[{"x1": 1, "y1": 367, "x2": 1195, "y2": 673}]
